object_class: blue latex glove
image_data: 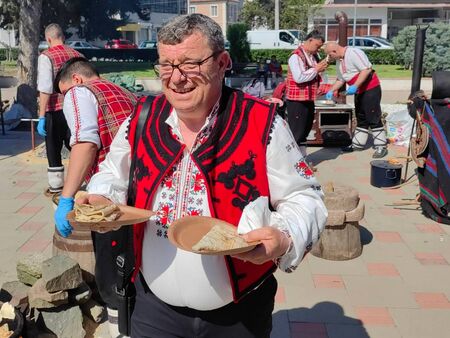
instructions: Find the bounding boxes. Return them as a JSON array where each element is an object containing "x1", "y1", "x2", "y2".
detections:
[
  {"x1": 325, "y1": 90, "x2": 334, "y2": 100},
  {"x1": 37, "y1": 117, "x2": 46, "y2": 137},
  {"x1": 346, "y1": 85, "x2": 358, "y2": 95},
  {"x1": 55, "y1": 196, "x2": 74, "y2": 237}
]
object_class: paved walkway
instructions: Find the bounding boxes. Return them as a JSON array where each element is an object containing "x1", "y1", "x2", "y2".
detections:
[{"x1": 0, "y1": 130, "x2": 449, "y2": 338}]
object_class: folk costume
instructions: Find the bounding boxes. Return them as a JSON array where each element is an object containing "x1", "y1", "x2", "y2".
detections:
[
  {"x1": 62, "y1": 79, "x2": 137, "y2": 330},
  {"x1": 38, "y1": 45, "x2": 83, "y2": 192},
  {"x1": 286, "y1": 46, "x2": 321, "y2": 156},
  {"x1": 336, "y1": 47, "x2": 387, "y2": 155},
  {"x1": 87, "y1": 88, "x2": 327, "y2": 337}
]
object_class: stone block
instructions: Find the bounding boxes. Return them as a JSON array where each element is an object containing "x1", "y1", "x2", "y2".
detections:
[
  {"x1": 81, "y1": 298, "x2": 106, "y2": 323},
  {"x1": 41, "y1": 255, "x2": 83, "y2": 292},
  {"x1": 16, "y1": 253, "x2": 47, "y2": 286},
  {"x1": 28, "y1": 279, "x2": 68, "y2": 309},
  {"x1": 39, "y1": 305, "x2": 85, "y2": 338},
  {"x1": 0, "y1": 280, "x2": 30, "y2": 309}
]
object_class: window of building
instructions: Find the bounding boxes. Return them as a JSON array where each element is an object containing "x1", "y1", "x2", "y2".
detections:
[
  {"x1": 189, "y1": 6, "x2": 196, "y2": 14},
  {"x1": 314, "y1": 17, "x2": 383, "y2": 40},
  {"x1": 211, "y1": 5, "x2": 218, "y2": 17}
]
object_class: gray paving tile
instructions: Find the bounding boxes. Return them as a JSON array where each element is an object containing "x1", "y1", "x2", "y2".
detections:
[
  {"x1": 343, "y1": 276, "x2": 418, "y2": 308},
  {"x1": 390, "y1": 308, "x2": 450, "y2": 338}
]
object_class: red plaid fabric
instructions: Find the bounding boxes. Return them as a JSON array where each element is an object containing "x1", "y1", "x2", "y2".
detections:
[
  {"x1": 285, "y1": 47, "x2": 320, "y2": 101},
  {"x1": 80, "y1": 79, "x2": 137, "y2": 180},
  {"x1": 41, "y1": 45, "x2": 83, "y2": 111}
]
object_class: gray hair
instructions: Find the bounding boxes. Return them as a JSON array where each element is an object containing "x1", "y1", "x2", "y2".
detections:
[
  {"x1": 157, "y1": 14, "x2": 225, "y2": 53},
  {"x1": 45, "y1": 23, "x2": 64, "y2": 40}
]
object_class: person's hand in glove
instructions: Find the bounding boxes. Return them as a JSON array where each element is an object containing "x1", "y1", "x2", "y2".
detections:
[
  {"x1": 54, "y1": 196, "x2": 74, "y2": 237},
  {"x1": 37, "y1": 117, "x2": 47, "y2": 137},
  {"x1": 346, "y1": 85, "x2": 358, "y2": 96},
  {"x1": 325, "y1": 90, "x2": 334, "y2": 100}
]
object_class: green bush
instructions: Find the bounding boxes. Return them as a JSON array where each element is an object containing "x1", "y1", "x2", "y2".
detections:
[
  {"x1": 393, "y1": 22, "x2": 450, "y2": 75},
  {"x1": 227, "y1": 24, "x2": 251, "y2": 63},
  {"x1": 0, "y1": 48, "x2": 19, "y2": 61},
  {"x1": 249, "y1": 48, "x2": 398, "y2": 65}
]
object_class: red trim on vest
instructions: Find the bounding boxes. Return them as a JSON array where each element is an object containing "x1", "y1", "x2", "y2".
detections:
[
  {"x1": 347, "y1": 71, "x2": 380, "y2": 94},
  {"x1": 286, "y1": 47, "x2": 321, "y2": 101},
  {"x1": 42, "y1": 45, "x2": 83, "y2": 112},
  {"x1": 128, "y1": 89, "x2": 277, "y2": 302},
  {"x1": 79, "y1": 79, "x2": 137, "y2": 181}
]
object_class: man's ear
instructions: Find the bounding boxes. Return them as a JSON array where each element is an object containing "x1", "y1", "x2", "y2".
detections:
[
  {"x1": 218, "y1": 51, "x2": 232, "y2": 72},
  {"x1": 72, "y1": 73, "x2": 83, "y2": 85}
]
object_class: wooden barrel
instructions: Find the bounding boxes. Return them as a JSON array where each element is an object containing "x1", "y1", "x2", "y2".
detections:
[
  {"x1": 52, "y1": 195, "x2": 96, "y2": 283},
  {"x1": 311, "y1": 184, "x2": 364, "y2": 261}
]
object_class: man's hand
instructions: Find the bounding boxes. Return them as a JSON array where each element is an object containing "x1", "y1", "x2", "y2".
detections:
[
  {"x1": 232, "y1": 227, "x2": 291, "y2": 265},
  {"x1": 37, "y1": 117, "x2": 46, "y2": 137},
  {"x1": 54, "y1": 196, "x2": 74, "y2": 237},
  {"x1": 346, "y1": 85, "x2": 358, "y2": 95},
  {"x1": 315, "y1": 59, "x2": 328, "y2": 73},
  {"x1": 75, "y1": 193, "x2": 112, "y2": 206},
  {"x1": 325, "y1": 90, "x2": 334, "y2": 100}
]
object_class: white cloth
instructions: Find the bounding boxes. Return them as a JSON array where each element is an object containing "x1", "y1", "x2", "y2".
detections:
[
  {"x1": 37, "y1": 54, "x2": 54, "y2": 94},
  {"x1": 288, "y1": 47, "x2": 318, "y2": 83},
  {"x1": 87, "y1": 105, "x2": 327, "y2": 311},
  {"x1": 63, "y1": 87, "x2": 100, "y2": 148},
  {"x1": 337, "y1": 47, "x2": 372, "y2": 83}
]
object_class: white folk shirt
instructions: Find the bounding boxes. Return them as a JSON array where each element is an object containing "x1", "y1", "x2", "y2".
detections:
[
  {"x1": 336, "y1": 47, "x2": 372, "y2": 83},
  {"x1": 62, "y1": 87, "x2": 101, "y2": 148},
  {"x1": 87, "y1": 104, "x2": 327, "y2": 311},
  {"x1": 37, "y1": 54, "x2": 54, "y2": 94},
  {"x1": 288, "y1": 46, "x2": 319, "y2": 83}
]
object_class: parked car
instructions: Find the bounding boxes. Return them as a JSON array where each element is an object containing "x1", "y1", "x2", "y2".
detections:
[
  {"x1": 38, "y1": 41, "x2": 49, "y2": 50},
  {"x1": 105, "y1": 39, "x2": 137, "y2": 49},
  {"x1": 66, "y1": 41, "x2": 100, "y2": 49},
  {"x1": 138, "y1": 40, "x2": 157, "y2": 49},
  {"x1": 347, "y1": 36, "x2": 393, "y2": 49}
]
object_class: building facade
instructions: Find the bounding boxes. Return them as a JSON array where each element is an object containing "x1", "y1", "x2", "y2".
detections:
[
  {"x1": 188, "y1": 0, "x2": 242, "y2": 37},
  {"x1": 312, "y1": 0, "x2": 450, "y2": 40}
]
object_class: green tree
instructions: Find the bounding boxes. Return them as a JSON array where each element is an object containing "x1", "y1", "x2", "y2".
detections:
[
  {"x1": 227, "y1": 23, "x2": 251, "y2": 63},
  {"x1": 1, "y1": 0, "x2": 148, "y2": 40},
  {"x1": 240, "y1": 0, "x2": 324, "y2": 32},
  {"x1": 393, "y1": 23, "x2": 450, "y2": 75}
]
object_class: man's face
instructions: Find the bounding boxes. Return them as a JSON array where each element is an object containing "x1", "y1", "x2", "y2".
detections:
[
  {"x1": 157, "y1": 32, "x2": 229, "y2": 116},
  {"x1": 325, "y1": 45, "x2": 339, "y2": 60},
  {"x1": 305, "y1": 38, "x2": 324, "y2": 54}
]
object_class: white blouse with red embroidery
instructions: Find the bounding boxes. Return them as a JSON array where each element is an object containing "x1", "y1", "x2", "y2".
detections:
[{"x1": 87, "y1": 104, "x2": 327, "y2": 310}]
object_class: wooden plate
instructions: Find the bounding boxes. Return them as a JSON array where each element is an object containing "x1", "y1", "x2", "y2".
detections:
[
  {"x1": 167, "y1": 216, "x2": 260, "y2": 255},
  {"x1": 67, "y1": 205, "x2": 154, "y2": 232}
]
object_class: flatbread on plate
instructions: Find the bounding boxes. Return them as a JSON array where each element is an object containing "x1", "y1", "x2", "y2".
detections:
[
  {"x1": 192, "y1": 224, "x2": 249, "y2": 252},
  {"x1": 74, "y1": 204, "x2": 121, "y2": 222}
]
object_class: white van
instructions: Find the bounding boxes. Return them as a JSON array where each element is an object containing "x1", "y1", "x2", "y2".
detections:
[{"x1": 247, "y1": 30, "x2": 300, "y2": 50}]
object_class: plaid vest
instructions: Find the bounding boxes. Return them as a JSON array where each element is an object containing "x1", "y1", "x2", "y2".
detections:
[
  {"x1": 285, "y1": 47, "x2": 320, "y2": 101},
  {"x1": 80, "y1": 79, "x2": 137, "y2": 180},
  {"x1": 41, "y1": 45, "x2": 83, "y2": 111},
  {"x1": 128, "y1": 88, "x2": 278, "y2": 302}
]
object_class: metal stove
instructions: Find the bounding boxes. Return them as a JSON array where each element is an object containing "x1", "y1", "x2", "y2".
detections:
[{"x1": 307, "y1": 103, "x2": 354, "y2": 146}]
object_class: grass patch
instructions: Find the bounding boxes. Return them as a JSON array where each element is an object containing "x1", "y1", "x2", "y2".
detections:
[
  {"x1": 323, "y1": 64, "x2": 412, "y2": 79},
  {"x1": 93, "y1": 61, "x2": 156, "y2": 78}
]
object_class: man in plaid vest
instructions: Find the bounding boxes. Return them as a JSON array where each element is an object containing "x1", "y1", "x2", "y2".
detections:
[
  {"x1": 286, "y1": 30, "x2": 328, "y2": 157},
  {"x1": 37, "y1": 23, "x2": 83, "y2": 194},
  {"x1": 53, "y1": 58, "x2": 137, "y2": 338}
]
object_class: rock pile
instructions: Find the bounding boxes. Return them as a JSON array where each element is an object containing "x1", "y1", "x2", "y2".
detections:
[{"x1": 0, "y1": 254, "x2": 106, "y2": 338}]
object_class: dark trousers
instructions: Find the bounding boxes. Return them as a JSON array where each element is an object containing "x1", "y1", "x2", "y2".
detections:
[
  {"x1": 286, "y1": 100, "x2": 315, "y2": 146},
  {"x1": 92, "y1": 225, "x2": 134, "y2": 309},
  {"x1": 131, "y1": 273, "x2": 277, "y2": 338},
  {"x1": 45, "y1": 110, "x2": 71, "y2": 167},
  {"x1": 354, "y1": 86, "x2": 383, "y2": 129}
]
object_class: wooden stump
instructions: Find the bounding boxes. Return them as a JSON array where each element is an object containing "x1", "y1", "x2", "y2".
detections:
[
  {"x1": 52, "y1": 195, "x2": 96, "y2": 283},
  {"x1": 312, "y1": 183, "x2": 364, "y2": 260}
]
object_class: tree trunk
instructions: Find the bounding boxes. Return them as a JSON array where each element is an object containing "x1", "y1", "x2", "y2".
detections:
[{"x1": 17, "y1": 0, "x2": 42, "y2": 116}]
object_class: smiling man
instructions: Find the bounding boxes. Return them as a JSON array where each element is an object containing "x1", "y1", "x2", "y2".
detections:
[{"x1": 80, "y1": 14, "x2": 327, "y2": 337}]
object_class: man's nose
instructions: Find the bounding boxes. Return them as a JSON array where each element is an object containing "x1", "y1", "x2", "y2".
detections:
[{"x1": 171, "y1": 67, "x2": 187, "y2": 83}]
